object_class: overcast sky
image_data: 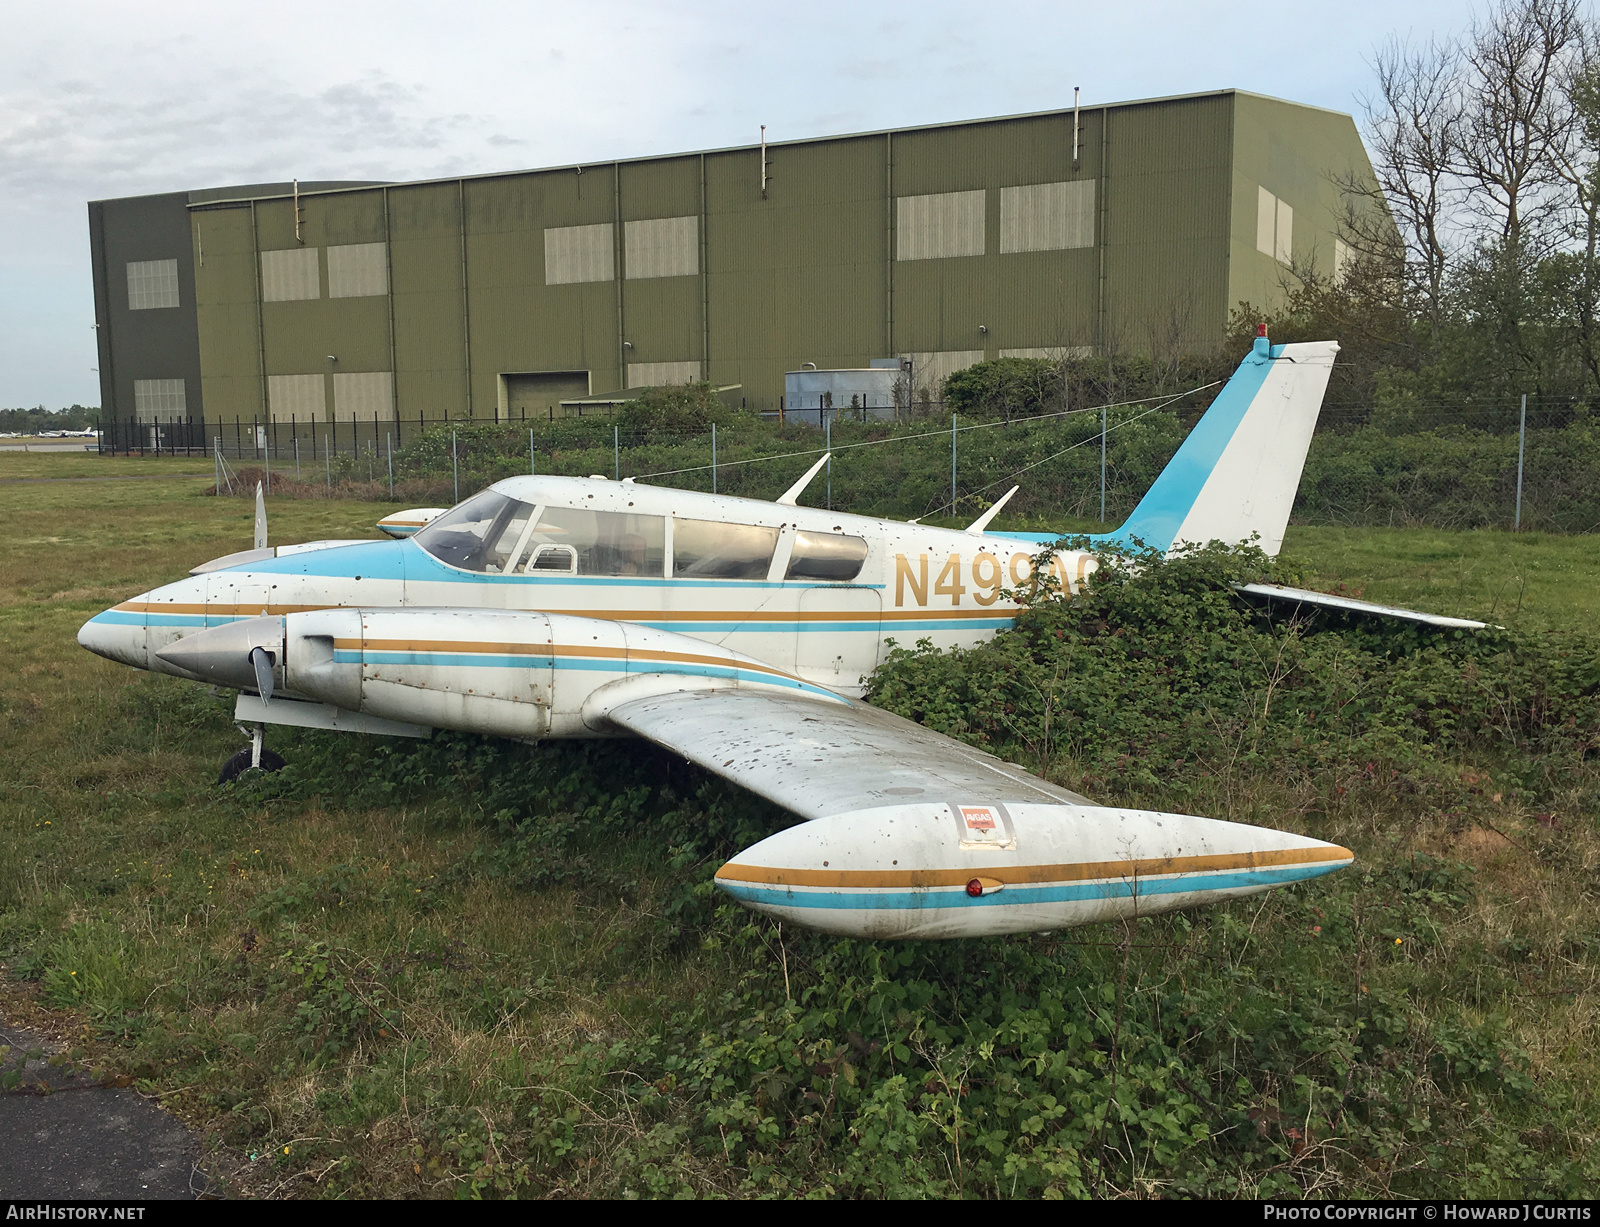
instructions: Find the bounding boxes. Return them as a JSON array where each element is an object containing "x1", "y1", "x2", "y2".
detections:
[{"x1": 1, "y1": 0, "x2": 1472, "y2": 409}]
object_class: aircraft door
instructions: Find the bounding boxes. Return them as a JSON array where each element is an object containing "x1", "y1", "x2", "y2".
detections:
[{"x1": 796, "y1": 587, "x2": 882, "y2": 689}]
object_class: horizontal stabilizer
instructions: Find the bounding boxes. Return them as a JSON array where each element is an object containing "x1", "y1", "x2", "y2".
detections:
[{"x1": 1233, "y1": 582, "x2": 1489, "y2": 629}]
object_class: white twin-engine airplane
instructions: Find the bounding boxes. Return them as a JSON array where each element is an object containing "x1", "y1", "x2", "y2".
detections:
[{"x1": 80, "y1": 334, "x2": 1435, "y2": 940}]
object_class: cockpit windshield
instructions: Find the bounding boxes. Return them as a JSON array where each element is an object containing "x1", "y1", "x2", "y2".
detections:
[{"x1": 413, "y1": 491, "x2": 535, "y2": 573}]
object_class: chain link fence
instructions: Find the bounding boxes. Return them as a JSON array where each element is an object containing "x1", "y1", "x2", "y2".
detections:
[{"x1": 105, "y1": 394, "x2": 1600, "y2": 534}]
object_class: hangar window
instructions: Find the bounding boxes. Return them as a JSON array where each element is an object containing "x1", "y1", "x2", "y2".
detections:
[
  {"x1": 999, "y1": 181, "x2": 1094, "y2": 252},
  {"x1": 785, "y1": 531, "x2": 868, "y2": 582},
  {"x1": 327, "y1": 243, "x2": 388, "y2": 297},
  {"x1": 133, "y1": 378, "x2": 186, "y2": 420},
  {"x1": 519, "y1": 507, "x2": 666, "y2": 577},
  {"x1": 627, "y1": 360, "x2": 701, "y2": 387},
  {"x1": 674, "y1": 519, "x2": 779, "y2": 580},
  {"x1": 624, "y1": 216, "x2": 698, "y2": 279},
  {"x1": 268, "y1": 374, "x2": 325, "y2": 421},
  {"x1": 261, "y1": 247, "x2": 320, "y2": 301},
  {"x1": 127, "y1": 259, "x2": 180, "y2": 310},
  {"x1": 415, "y1": 491, "x2": 537, "y2": 573},
  {"x1": 332, "y1": 371, "x2": 394, "y2": 420},
  {"x1": 1257, "y1": 187, "x2": 1293, "y2": 265},
  {"x1": 545, "y1": 223, "x2": 615, "y2": 285},
  {"x1": 896, "y1": 191, "x2": 986, "y2": 260}
]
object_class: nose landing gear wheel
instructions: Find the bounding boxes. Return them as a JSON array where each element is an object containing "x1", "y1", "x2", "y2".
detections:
[
  {"x1": 219, "y1": 720, "x2": 285, "y2": 784},
  {"x1": 218, "y1": 746, "x2": 286, "y2": 784}
]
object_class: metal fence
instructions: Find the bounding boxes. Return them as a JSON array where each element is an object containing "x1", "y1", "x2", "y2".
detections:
[{"x1": 103, "y1": 395, "x2": 1600, "y2": 534}]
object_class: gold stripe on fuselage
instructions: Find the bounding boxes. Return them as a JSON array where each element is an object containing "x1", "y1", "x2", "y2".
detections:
[
  {"x1": 116, "y1": 599, "x2": 1016, "y2": 623},
  {"x1": 713, "y1": 843, "x2": 1354, "y2": 890},
  {"x1": 341, "y1": 636, "x2": 815, "y2": 685}
]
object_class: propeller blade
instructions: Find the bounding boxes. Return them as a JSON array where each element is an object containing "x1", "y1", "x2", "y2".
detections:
[{"x1": 249, "y1": 646, "x2": 274, "y2": 705}]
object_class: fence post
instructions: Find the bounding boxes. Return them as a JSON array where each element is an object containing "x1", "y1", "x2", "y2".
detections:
[
  {"x1": 325, "y1": 439, "x2": 331, "y2": 497},
  {"x1": 387, "y1": 432, "x2": 393, "y2": 500},
  {"x1": 530, "y1": 428, "x2": 535, "y2": 476},
  {"x1": 452, "y1": 430, "x2": 459, "y2": 503},
  {"x1": 825, "y1": 415, "x2": 832, "y2": 510},
  {"x1": 263, "y1": 427, "x2": 269, "y2": 495},
  {"x1": 294, "y1": 435, "x2": 300, "y2": 482},
  {"x1": 1515, "y1": 393, "x2": 1527, "y2": 531},
  {"x1": 951, "y1": 412, "x2": 957, "y2": 515},
  {"x1": 1100, "y1": 404, "x2": 1107, "y2": 524},
  {"x1": 712, "y1": 423, "x2": 718, "y2": 494}
]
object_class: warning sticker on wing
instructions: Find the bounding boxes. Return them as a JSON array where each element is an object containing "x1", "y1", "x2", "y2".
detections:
[
  {"x1": 961, "y1": 806, "x2": 997, "y2": 832},
  {"x1": 954, "y1": 803, "x2": 1017, "y2": 851}
]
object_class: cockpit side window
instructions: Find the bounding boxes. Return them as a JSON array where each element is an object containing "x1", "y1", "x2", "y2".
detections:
[
  {"x1": 413, "y1": 491, "x2": 535, "y2": 573},
  {"x1": 521, "y1": 508, "x2": 666, "y2": 577},
  {"x1": 674, "y1": 519, "x2": 779, "y2": 580},
  {"x1": 785, "y1": 531, "x2": 868, "y2": 581}
]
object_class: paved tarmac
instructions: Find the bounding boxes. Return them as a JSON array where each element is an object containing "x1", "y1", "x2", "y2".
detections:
[{"x1": 0, "y1": 1017, "x2": 204, "y2": 1199}]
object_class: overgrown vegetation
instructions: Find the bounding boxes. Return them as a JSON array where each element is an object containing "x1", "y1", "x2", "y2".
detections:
[{"x1": 3, "y1": 471, "x2": 1596, "y2": 1197}]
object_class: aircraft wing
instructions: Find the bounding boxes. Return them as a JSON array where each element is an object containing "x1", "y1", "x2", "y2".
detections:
[
  {"x1": 602, "y1": 685, "x2": 1095, "y2": 821},
  {"x1": 1232, "y1": 582, "x2": 1489, "y2": 630}
]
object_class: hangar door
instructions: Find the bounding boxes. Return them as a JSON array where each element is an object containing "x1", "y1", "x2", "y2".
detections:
[{"x1": 500, "y1": 371, "x2": 590, "y2": 419}]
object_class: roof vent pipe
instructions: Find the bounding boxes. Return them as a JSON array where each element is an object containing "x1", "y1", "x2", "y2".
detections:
[{"x1": 1072, "y1": 88, "x2": 1080, "y2": 168}]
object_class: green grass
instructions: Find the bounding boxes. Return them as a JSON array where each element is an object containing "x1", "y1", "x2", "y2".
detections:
[
  {"x1": 1284, "y1": 525, "x2": 1600, "y2": 632},
  {"x1": 1, "y1": 449, "x2": 1596, "y2": 1198}
]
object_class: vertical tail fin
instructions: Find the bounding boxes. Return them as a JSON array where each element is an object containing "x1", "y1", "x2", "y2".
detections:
[{"x1": 1102, "y1": 336, "x2": 1338, "y2": 557}]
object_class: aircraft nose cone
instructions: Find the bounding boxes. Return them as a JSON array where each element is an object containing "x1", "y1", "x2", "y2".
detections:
[
  {"x1": 78, "y1": 611, "x2": 148, "y2": 669},
  {"x1": 153, "y1": 615, "x2": 284, "y2": 689}
]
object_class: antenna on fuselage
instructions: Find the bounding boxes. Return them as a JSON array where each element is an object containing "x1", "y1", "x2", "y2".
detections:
[
  {"x1": 775, "y1": 452, "x2": 832, "y2": 506},
  {"x1": 964, "y1": 485, "x2": 1019, "y2": 536},
  {"x1": 253, "y1": 482, "x2": 267, "y2": 550}
]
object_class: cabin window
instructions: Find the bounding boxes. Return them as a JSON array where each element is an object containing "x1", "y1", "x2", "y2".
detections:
[
  {"x1": 785, "y1": 531, "x2": 868, "y2": 581},
  {"x1": 674, "y1": 519, "x2": 779, "y2": 579},
  {"x1": 519, "y1": 507, "x2": 665, "y2": 576},
  {"x1": 414, "y1": 491, "x2": 536, "y2": 573}
]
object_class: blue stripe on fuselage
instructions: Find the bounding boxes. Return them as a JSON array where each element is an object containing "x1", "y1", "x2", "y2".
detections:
[
  {"x1": 717, "y1": 860, "x2": 1342, "y2": 911},
  {"x1": 342, "y1": 650, "x2": 846, "y2": 701}
]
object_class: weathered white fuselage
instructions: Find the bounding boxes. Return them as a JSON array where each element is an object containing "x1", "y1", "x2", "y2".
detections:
[{"x1": 81, "y1": 474, "x2": 1092, "y2": 707}]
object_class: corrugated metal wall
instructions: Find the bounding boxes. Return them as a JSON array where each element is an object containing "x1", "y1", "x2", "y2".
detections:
[{"x1": 185, "y1": 91, "x2": 1378, "y2": 420}]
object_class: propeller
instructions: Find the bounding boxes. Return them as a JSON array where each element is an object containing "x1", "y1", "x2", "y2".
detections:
[{"x1": 250, "y1": 646, "x2": 275, "y2": 706}]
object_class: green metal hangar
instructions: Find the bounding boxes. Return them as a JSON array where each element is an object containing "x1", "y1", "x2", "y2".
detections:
[{"x1": 90, "y1": 89, "x2": 1378, "y2": 425}]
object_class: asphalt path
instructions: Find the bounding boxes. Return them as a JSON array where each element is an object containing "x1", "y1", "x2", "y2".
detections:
[{"x1": 0, "y1": 1016, "x2": 204, "y2": 1198}]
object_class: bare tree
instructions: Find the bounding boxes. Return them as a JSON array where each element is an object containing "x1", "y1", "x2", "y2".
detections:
[
  {"x1": 1455, "y1": 0, "x2": 1584, "y2": 253},
  {"x1": 1549, "y1": 46, "x2": 1600, "y2": 386},
  {"x1": 1360, "y1": 35, "x2": 1464, "y2": 325}
]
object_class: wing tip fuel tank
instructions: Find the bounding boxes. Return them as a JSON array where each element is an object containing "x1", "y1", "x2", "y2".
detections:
[{"x1": 714, "y1": 802, "x2": 1353, "y2": 939}]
